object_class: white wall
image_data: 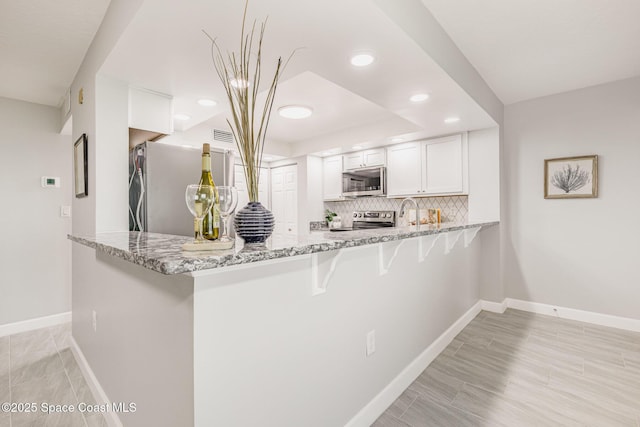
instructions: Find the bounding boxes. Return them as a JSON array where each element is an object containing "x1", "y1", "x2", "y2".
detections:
[
  {"x1": 305, "y1": 156, "x2": 324, "y2": 223},
  {"x1": 162, "y1": 126, "x2": 293, "y2": 159},
  {"x1": 468, "y1": 127, "x2": 500, "y2": 222},
  {"x1": 0, "y1": 97, "x2": 71, "y2": 326},
  {"x1": 299, "y1": 155, "x2": 325, "y2": 232},
  {"x1": 503, "y1": 76, "x2": 640, "y2": 319},
  {"x1": 271, "y1": 155, "x2": 325, "y2": 233},
  {"x1": 73, "y1": 243, "x2": 193, "y2": 427},
  {"x1": 194, "y1": 230, "x2": 487, "y2": 426},
  {"x1": 95, "y1": 74, "x2": 129, "y2": 232},
  {"x1": 70, "y1": 0, "x2": 144, "y2": 236}
]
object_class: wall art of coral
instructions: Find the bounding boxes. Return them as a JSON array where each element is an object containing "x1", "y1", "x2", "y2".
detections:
[{"x1": 544, "y1": 155, "x2": 598, "y2": 199}]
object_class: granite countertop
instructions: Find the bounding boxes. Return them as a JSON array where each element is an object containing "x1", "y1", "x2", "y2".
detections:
[{"x1": 68, "y1": 221, "x2": 498, "y2": 275}]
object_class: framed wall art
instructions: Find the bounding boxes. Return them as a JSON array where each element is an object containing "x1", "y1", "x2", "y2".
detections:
[
  {"x1": 74, "y1": 133, "x2": 88, "y2": 198},
  {"x1": 544, "y1": 155, "x2": 598, "y2": 199}
]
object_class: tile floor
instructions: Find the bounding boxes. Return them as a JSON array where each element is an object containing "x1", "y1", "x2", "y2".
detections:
[
  {"x1": 374, "y1": 309, "x2": 640, "y2": 426},
  {"x1": 0, "y1": 323, "x2": 106, "y2": 427},
  {"x1": 3, "y1": 311, "x2": 640, "y2": 426}
]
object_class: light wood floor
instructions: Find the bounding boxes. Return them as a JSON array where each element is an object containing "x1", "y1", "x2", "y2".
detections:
[{"x1": 374, "y1": 309, "x2": 640, "y2": 427}]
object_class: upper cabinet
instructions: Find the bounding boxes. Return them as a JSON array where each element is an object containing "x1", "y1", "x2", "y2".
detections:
[
  {"x1": 387, "y1": 143, "x2": 422, "y2": 196},
  {"x1": 423, "y1": 135, "x2": 465, "y2": 194},
  {"x1": 387, "y1": 134, "x2": 468, "y2": 197},
  {"x1": 343, "y1": 148, "x2": 386, "y2": 170},
  {"x1": 323, "y1": 155, "x2": 344, "y2": 201},
  {"x1": 128, "y1": 87, "x2": 173, "y2": 134}
]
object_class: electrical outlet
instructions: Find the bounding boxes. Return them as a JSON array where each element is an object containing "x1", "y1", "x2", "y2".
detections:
[
  {"x1": 366, "y1": 330, "x2": 376, "y2": 356},
  {"x1": 92, "y1": 310, "x2": 97, "y2": 332}
]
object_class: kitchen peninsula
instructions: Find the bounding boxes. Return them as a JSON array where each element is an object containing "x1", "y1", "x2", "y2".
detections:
[{"x1": 69, "y1": 220, "x2": 498, "y2": 427}]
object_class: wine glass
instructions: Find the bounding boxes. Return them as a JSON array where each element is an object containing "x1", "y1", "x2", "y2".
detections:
[
  {"x1": 217, "y1": 186, "x2": 238, "y2": 242},
  {"x1": 185, "y1": 184, "x2": 215, "y2": 243}
]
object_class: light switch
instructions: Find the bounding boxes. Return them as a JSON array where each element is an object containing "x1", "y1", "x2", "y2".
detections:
[
  {"x1": 366, "y1": 330, "x2": 376, "y2": 357},
  {"x1": 61, "y1": 206, "x2": 71, "y2": 218}
]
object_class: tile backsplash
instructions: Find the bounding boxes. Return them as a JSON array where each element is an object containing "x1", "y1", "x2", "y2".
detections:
[{"x1": 324, "y1": 196, "x2": 468, "y2": 227}]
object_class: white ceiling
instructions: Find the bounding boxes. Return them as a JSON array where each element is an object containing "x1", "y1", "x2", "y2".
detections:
[
  {"x1": 99, "y1": 0, "x2": 496, "y2": 157},
  {"x1": 422, "y1": 0, "x2": 640, "y2": 105},
  {"x1": 3, "y1": 0, "x2": 639, "y2": 128},
  {"x1": 0, "y1": 0, "x2": 111, "y2": 107}
]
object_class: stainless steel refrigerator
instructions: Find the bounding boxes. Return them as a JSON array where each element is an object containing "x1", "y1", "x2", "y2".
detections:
[{"x1": 129, "y1": 141, "x2": 234, "y2": 236}]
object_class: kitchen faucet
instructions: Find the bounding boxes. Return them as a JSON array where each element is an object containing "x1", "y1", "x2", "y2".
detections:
[{"x1": 399, "y1": 197, "x2": 420, "y2": 230}]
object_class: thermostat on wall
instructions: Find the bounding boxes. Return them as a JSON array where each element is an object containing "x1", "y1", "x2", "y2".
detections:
[{"x1": 41, "y1": 176, "x2": 60, "y2": 188}]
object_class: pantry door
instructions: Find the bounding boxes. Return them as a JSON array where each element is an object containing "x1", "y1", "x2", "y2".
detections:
[{"x1": 270, "y1": 164, "x2": 297, "y2": 238}]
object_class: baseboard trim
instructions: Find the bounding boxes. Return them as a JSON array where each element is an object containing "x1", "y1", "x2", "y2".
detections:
[
  {"x1": 69, "y1": 337, "x2": 123, "y2": 427},
  {"x1": 346, "y1": 296, "x2": 640, "y2": 426},
  {"x1": 0, "y1": 312, "x2": 71, "y2": 337},
  {"x1": 345, "y1": 301, "x2": 482, "y2": 427},
  {"x1": 505, "y1": 298, "x2": 640, "y2": 332},
  {"x1": 480, "y1": 299, "x2": 507, "y2": 313}
]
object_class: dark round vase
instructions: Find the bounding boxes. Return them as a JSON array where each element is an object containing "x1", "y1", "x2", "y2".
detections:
[{"x1": 234, "y1": 201, "x2": 275, "y2": 246}]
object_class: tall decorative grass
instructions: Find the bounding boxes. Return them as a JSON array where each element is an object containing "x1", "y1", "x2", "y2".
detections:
[{"x1": 204, "y1": 2, "x2": 292, "y2": 202}]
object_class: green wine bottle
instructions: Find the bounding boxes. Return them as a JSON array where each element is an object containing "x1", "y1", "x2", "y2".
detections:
[{"x1": 198, "y1": 143, "x2": 220, "y2": 240}]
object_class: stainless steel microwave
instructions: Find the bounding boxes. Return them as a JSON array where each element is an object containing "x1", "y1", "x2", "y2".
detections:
[{"x1": 342, "y1": 167, "x2": 386, "y2": 197}]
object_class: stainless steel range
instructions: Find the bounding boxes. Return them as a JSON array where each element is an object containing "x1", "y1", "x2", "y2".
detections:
[{"x1": 352, "y1": 210, "x2": 396, "y2": 229}]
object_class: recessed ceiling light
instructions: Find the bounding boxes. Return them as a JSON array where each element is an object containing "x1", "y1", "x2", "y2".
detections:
[
  {"x1": 352, "y1": 145, "x2": 363, "y2": 150},
  {"x1": 181, "y1": 145, "x2": 192, "y2": 149},
  {"x1": 410, "y1": 93, "x2": 430, "y2": 102},
  {"x1": 264, "y1": 156, "x2": 273, "y2": 161},
  {"x1": 391, "y1": 137, "x2": 404, "y2": 143},
  {"x1": 278, "y1": 105, "x2": 313, "y2": 119},
  {"x1": 350, "y1": 53, "x2": 375, "y2": 67},
  {"x1": 444, "y1": 117, "x2": 460, "y2": 123},
  {"x1": 198, "y1": 99, "x2": 217, "y2": 107},
  {"x1": 322, "y1": 151, "x2": 333, "y2": 156},
  {"x1": 230, "y1": 78, "x2": 250, "y2": 89},
  {"x1": 173, "y1": 114, "x2": 191, "y2": 121}
]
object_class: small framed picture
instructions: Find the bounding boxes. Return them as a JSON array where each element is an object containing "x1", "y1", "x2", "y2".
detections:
[
  {"x1": 74, "y1": 133, "x2": 88, "y2": 198},
  {"x1": 544, "y1": 155, "x2": 598, "y2": 199}
]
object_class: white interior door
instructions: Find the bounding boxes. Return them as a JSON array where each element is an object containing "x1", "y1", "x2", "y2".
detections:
[
  {"x1": 258, "y1": 167, "x2": 270, "y2": 209},
  {"x1": 271, "y1": 165, "x2": 297, "y2": 238},
  {"x1": 234, "y1": 165, "x2": 249, "y2": 209},
  {"x1": 235, "y1": 165, "x2": 270, "y2": 209}
]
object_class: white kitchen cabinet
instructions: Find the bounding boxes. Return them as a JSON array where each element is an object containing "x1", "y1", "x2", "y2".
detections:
[
  {"x1": 422, "y1": 135, "x2": 464, "y2": 194},
  {"x1": 386, "y1": 134, "x2": 467, "y2": 197},
  {"x1": 363, "y1": 149, "x2": 385, "y2": 167},
  {"x1": 322, "y1": 155, "x2": 343, "y2": 201},
  {"x1": 343, "y1": 148, "x2": 386, "y2": 170},
  {"x1": 386, "y1": 143, "x2": 422, "y2": 196},
  {"x1": 343, "y1": 152, "x2": 364, "y2": 171},
  {"x1": 128, "y1": 87, "x2": 173, "y2": 134}
]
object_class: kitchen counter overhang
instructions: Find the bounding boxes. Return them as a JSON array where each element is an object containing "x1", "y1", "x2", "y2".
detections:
[
  {"x1": 69, "y1": 219, "x2": 501, "y2": 426},
  {"x1": 68, "y1": 220, "x2": 498, "y2": 275}
]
